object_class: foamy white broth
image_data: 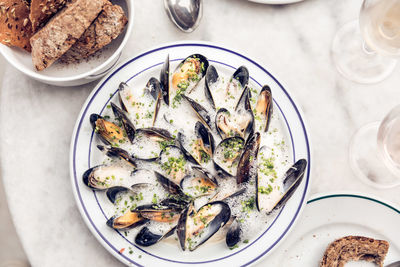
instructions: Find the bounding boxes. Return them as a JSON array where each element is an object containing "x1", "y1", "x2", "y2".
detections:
[{"x1": 93, "y1": 63, "x2": 291, "y2": 250}]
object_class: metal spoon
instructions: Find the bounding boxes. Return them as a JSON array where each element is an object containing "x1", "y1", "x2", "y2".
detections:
[
  {"x1": 163, "y1": 0, "x2": 203, "y2": 33},
  {"x1": 386, "y1": 261, "x2": 400, "y2": 267}
]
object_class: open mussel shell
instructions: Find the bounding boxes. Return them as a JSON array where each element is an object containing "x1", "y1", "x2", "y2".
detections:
[
  {"x1": 159, "y1": 197, "x2": 190, "y2": 211},
  {"x1": 213, "y1": 137, "x2": 245, "y2": 177},
  {"x1": 135, "y1": 225, "x2": 176, "y2": 247},
  {"x1": 215, "y1": 108, "x2": 253, "y2": 140},
  {"x1": 210, "y1": 187, "x2": 246, "y2": 202},
  {"x1": 110, "y1": 102, "x2": 136, "y2": 143},
  {"x1": 182, "y1": 95, "x2": 211, "y2": 129},
  {"x1": 254, "y1": 85, "x2": 273, "y2": 132},
  {"x1": 106, "y1": 183, "x2": 156, "y2": 204},
  {"x1": 160, "y1": 54, "x2": 170, "y2": 105},
  {"x1": 226, "y1": 218, "x2": 242, "y2": 248},
  {"x1": 158, "y1": 145, "x2": 189, "y2": 184},
  {"x1": 170, "y1": 54, "x2": 209, "y2": 107},
  {"x1": 106, "y1": 186, "x2": 131, "y2": 203},
  {"x1": 232, "y1": 66, "x2": 249, "y2": 88},
  {"x1": 177, "y1": 201, "x2": 231, "y2": 251},
  {"x1": 177, "y1": 121, "x2": 214, "y2": 166},
  {"x1": 90, "y1": 114, "x2": 126, "y2": 146},
  {"x1": 180, "y1": 166, "x2": 218, "y2": 198},
  {"x1": 256, "y1": 159, "x2": 307, "y2": 213},
  {"x1": 135, "y1": 204, "x2": 181, "y2": 223},
  {"x1": 235, "y1": 85, "x2": 252, "y2": 112},
  {"x1": 97, "y1": 145, "x2": 136, "y2": 167},
  {"x1": 82, "y1": 164, "x2": 132, "y2": 190},
  {"x1": 154, "y1": 171, "x2": 185, "y2": 196},
  {"x1": 204, "y1": 65, "x2": 219, "y2": 110},
  {"x1": 118, "y1": 80, "x2": 162, "y2": 128},
  {"x1": 237, "y1": 132, "x2": 261, "y2": 184},
  {"x1": 131, "y1": 128, "x2": 174, "y2": 161},
  {"x1": 106, "y1": 210, "x2": 148, "y2": 230}
]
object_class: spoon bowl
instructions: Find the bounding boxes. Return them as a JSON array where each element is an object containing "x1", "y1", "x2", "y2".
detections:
[{"x1": 164, "y1": 0, "x2": 203, "y2": 33}]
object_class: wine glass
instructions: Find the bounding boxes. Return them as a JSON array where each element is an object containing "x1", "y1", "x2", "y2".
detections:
[
  {"x1": 331, "y1": 0, "x2": 400, "y2": 84},
  {"x1": 349, "y1": 105, "x2": 400, "y2": 188}
]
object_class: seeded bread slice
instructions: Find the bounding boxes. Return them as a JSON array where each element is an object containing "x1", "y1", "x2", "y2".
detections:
[
  {"x1": 30, "y1": 0, "x2": 105, "y2": 70},
  {"x1": 0, "y1": 0, "x2": 32, "y2": 51},
  {"x1": 29, "y1": 0, "x2": 68, "y2": 32},
  {"x1": 320, "y1": 236, "x2": 389, "y2": 267},
  {"x1": 60, "y1": 2, "x2": 127, "y2": 63}
]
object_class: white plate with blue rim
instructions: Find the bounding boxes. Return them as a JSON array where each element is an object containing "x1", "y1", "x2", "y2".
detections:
[
  {"x1": 263, "y1": 192, "x2": 400, "y2": 266},
  {"x1": 69, "y1": 41, "x2": 311, "y2": 266}
]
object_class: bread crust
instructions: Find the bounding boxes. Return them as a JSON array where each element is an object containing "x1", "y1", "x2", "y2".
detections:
[
  {"x1": 0, "y1": 0, "x2": 32, "y2": 51},
  {"x1": 60, "y1": 2, "x2": 127, "y2": 62},
  {"x1": 29, "y1": 0, "x2": 67, "y2": 32},
  {"x1": 30, "y1": 0, "x2": 105, "y2": 70},
  {"x1": 320, "y1": 236, "x2": 389, "y2": 267}
]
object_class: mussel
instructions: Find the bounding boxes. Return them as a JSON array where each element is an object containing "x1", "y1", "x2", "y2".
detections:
[
  {"x1": 90, "y1": 114, "x2": 127, "y2": 146},
  {"x1": 135, "y1": 224, "x2": 176, "y2": 247},
  {"x1": 97, "y1": 145, "x2": 136, "y2": 167},
  {"x1": 160, "y1": 54, "x2": 170, "y2": 105},
  {"x1": 236, "y1": 132, "x2": 261, "y2": 184},
  {"x1": 182, "y1": 95, "x2": 212, "y2": 129},
  {"x1": 178, "y1": 121, "x2": 215, "y2": 166},
  {"x1": 169, "y1": 54, "x2": 209, "y2": 108},
  {"x1": 256, "y1": 159, "x2": 307, "y2": 213},
  {"x1": 226, "y1": 218, "x2": 242, "y2": 248},
  {"x1": 204, "y1": 65, "x2": 249, "y2": 111},
  {"x1": 213, "y1": 137, "x2": 245, "y2": 177},
  {"x1": 131, "y1": 128, "x2": 174, "y2": 160},
  {"x1": 110, "y1": 102, "x2": 136, "y2": 143},
  {"x1": 253, "y1": 85, "x2": 273, "y2": 132},
  {"x1": 107, "y1": 210, "x2": 148, "y2": 230},
  {"x1": 215, "y1": 108, "x2": 253, "y2": 140},
  {"x1": 180, "y1": 166, "x2": 218, "y2": 198},
  {"x1": 177, "y1": 201, "x2": 231, "y2": 251},
  {"x1": 158, "y1": 145, "x2": 189, "y2": 184},
  {"x1": 82, "y1": 164, "x2": 132, "y2": 190},
  {"x1": 118, "y1": 79, "x2": 162, "y2": 128}
]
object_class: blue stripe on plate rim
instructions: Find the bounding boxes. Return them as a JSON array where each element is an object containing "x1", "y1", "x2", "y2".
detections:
[{"x1": 71, "y1": 42, "x2": 312, "y2": 266}]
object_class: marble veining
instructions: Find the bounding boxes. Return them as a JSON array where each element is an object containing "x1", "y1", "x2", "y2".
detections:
[{"x1": 1, "y1": 0, "x2": 400, "y2": 266}]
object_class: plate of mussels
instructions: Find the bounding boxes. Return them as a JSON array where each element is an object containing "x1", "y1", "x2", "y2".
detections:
[{"x1": 70, "y1": 41, "x2": 312, "y2": 266}]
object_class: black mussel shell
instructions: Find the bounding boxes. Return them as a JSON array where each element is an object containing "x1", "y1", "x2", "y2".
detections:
[
  {"x1": 154, "y1": 171, "x2": 185, "y2": 196},
  {"x1": 226, "y1": 218, "x2": 242, "y2": 248},
  {"x1": 237, "y1": 132, "x2": 260, "y2": 184},
  {"x1": 204, "y1": 65, "x2": 219, "y2": 110},
  {"x1": 254, "y1": 85, "x2": 273, "y2": 133},
  {"x1": 160, "y1": 54, "x2": 170, "y2": 105},
  {"x1": 135, "y1": 226, "x2": 176, "y2": 247},
  {"x1": 97, "y1": 145, "x2": 136, "y2": 167},
  {"x1": 182, "y1": 95, "x2": 211, "y2": 129},
  {"x1": 90, "y1": 113, "x2": 125, "y2": 146},
  {"x1": 110, "y1": 102, "x2": 136, "y2": 143},
  {"x1": 232, "y1": 66, "x2": 249, "y2": 88}
]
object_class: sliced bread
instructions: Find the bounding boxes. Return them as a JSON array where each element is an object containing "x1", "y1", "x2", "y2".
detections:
[
  {"x1": 320, "y1": 236, "x2": 389, "y2": 267},
  {"x1": 0, "y1": 0, "x2": 32, "y2": 51},
  {"x1": 29, "y1": 0, "x2": 68, "y2": 32},
  {"x1": 30, "y1": 0, "x2": 105, "y2": 70},
  {"x1": 60, "y1": 2, "x2": 127, "y2": 63}
]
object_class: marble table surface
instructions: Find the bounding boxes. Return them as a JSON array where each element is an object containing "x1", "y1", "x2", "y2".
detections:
[{"x1": 1, "y1": 0, "x2": 400, "y2": 266}]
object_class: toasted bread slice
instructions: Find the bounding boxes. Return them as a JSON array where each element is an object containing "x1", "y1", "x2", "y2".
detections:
[
  {"x1": 30, "y1": 0, "x2": 105, "y2": 70},
  {"x1": 29, "y1": 0, "x2": 67, "y2": 32},
  {"x1": 320, "y1": 236, "x2": 389, "y2": 267},
  {"x1": 0, "y1": 0, "x2": 32, "y2": 51},
  {"x1": 60, "y1": 2, "x2": 127, "y2": 63}
]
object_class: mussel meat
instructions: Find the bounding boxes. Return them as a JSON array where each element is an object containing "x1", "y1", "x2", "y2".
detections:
[
  {"x1": 180, "y1": 166, "x2": 218, "y2": 198},
  {"x1": 169, "y1": 54, "x2": 209, "y2": 108},
  {"x1": 90, "y1": 114, "x2": 127, "y2": 146},
  {"x1": 215, "y1": 108, "x2": 253, "y2": 140},
  {"x1": 253, "y1": 85, "x2": 273, "y2": 132},
  {"x1": 107, "y1": 210, "x2": 148, "y2": 230}
]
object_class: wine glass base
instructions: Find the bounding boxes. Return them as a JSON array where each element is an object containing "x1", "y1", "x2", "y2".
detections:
[
  {"x1": 349, "y1": 122, "x2": 400, "y2": 188},
  {"x1": 332, "y1": 20, "x2": 397, "y2": 84}
]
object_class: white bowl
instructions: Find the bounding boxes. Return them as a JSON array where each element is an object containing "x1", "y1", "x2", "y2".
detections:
[{"x1": 0, "y1": 0, "x2": 134, "y2": 87}]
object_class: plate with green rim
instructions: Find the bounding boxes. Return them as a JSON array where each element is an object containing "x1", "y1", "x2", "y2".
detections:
[{"x1": 261, "y1": 192, "x2": 400, "y2": 266}]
